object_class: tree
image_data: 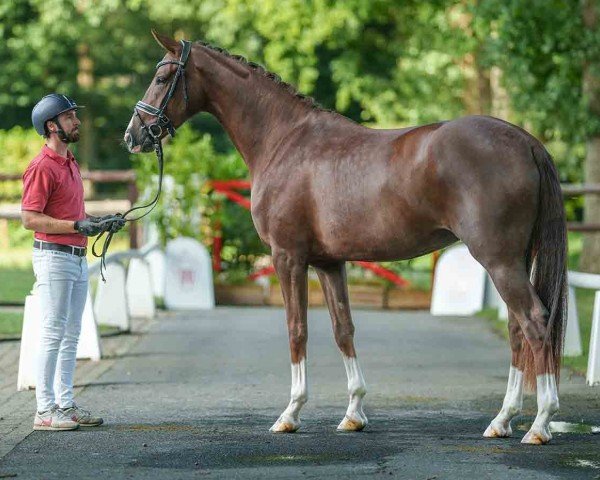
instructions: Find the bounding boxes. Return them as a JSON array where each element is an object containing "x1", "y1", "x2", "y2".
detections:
[{"x1": 581, "y1": 0, "x2": 600, "y2": 272}]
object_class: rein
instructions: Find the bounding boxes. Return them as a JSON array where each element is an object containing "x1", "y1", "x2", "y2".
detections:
[{"x1": 92, "y1": 40, "x2": 192, "y2": 281}]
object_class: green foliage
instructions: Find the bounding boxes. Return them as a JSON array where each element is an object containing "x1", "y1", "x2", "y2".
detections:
[
  {"x1": 470, "y1": 0, "x2": 600, "y2": 183},
  {"x1": 132, "y1": 124, "x2": 267, "y2": 273},
  {"x1": 485, "y1": 1, "x2": 593, "y2": 134},
  {"x1": 2, "y1": 0, "x2": 598, "y2": 278},
  {"x1": 0, "y1": 127, "x2": 43, "y2": 200}
]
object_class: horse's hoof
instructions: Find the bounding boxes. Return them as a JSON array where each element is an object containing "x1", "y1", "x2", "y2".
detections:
[
  {"x1": 337, "y1": 414, "x2": 368, "y2": 432},
  {"x1": 269, "y1": 417, "x2": 300, "y2": 433},
  {"x1": 521, "y1": 428, "x2": 551, "y2": 445},
  {"x1": 483, "y1": 422, "x2": 512, "y2": 438}
]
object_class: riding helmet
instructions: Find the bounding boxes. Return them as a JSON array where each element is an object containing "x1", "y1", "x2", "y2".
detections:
[{"x1": 31, "y1": 94, "x2": 84, "y2": 136}]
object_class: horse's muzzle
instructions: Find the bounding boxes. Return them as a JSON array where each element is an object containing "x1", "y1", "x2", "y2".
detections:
[{"x1": 124, "y1": 129, "x2": 154, "y2": 154}]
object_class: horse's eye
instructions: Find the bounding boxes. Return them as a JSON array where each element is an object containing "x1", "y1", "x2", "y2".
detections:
[{"x1": 156, "y1": 76, "x2": 166, "y2": 85}]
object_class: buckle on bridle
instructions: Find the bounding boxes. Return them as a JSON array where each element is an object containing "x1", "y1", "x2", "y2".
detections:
[{"x1": 148, "y1": 123, "x2": 163, "y2": 139}]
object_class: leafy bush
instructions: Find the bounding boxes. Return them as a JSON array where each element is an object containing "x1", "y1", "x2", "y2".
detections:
[
  {"x1": 0, "y1": 127, "x2": 44, "y2": 200},
  {"x1": 132, "y1": 125, "x2": 267, "y2": 276}
]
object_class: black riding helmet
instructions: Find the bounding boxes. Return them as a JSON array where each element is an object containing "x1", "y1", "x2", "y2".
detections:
[{"x1": 31, "y1": 94, "x2": 84, "y2": 138}]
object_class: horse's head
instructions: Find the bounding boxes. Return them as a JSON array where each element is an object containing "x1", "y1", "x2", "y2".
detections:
[{"x1": 124, "y1": 31, "x2": 203, "y2": 153}]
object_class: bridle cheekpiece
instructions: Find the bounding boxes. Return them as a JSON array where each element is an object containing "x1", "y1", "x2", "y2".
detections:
[{"x1": 134, "y1": 39, "x2": 192, "y2": 143}]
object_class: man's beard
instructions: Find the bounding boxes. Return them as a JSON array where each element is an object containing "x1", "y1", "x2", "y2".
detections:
[{"x1": 64, "y1": 129, "x2": 80, "y2": 143}]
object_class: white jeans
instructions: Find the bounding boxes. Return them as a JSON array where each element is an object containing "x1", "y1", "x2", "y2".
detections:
[{"x1": 32, "y1": 248, "x2": 88, "y2": 412}]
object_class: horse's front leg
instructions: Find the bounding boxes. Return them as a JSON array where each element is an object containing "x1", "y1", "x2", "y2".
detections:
[
  {"x1": 270, "y1": 250, "x2": 309, "y2": 433},
  {"x1": 315, "y1": 262, "x2": 368, "y2": 431}
]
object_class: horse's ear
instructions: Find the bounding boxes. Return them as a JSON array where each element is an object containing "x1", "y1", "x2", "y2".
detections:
[{"x1": 151, "y1": 30, "x2": 180, "y2": 55}]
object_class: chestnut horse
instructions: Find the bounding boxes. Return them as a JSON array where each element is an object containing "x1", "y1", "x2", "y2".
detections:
[{"x1": 125, "y1": 32, "x2": 567, "y2": 445}]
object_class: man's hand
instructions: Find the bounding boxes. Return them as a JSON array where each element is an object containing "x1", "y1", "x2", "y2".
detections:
[
  {"x1": 74, "y1": 219, "x2": 104, "y2": 237},
  {"x1": 102, "y1": 214, "x2": 126, "y2": 234},
  {"x1": 88, "y1": 214, "x2": 126, "y2": 234}
]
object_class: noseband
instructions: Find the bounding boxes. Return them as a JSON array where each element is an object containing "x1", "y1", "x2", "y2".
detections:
[
  {"x1": 93, "y1": 40, "x2": 192, "y2": 282},
  {"x1": 134, "y1": 39, "x2": 192, "y2": 143}
]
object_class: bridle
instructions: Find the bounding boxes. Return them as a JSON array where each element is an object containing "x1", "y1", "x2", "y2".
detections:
[
  {"x1": 134, "y1": 39, "x2": 192, "y2": 143},
  {"x1": 92, "y1": 39, "x2": 192, "y2": 281}
]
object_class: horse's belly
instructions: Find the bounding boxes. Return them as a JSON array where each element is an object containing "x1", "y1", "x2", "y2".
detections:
[{"x1": 311, "y1": 216, "x2": 457, "y2": 262}]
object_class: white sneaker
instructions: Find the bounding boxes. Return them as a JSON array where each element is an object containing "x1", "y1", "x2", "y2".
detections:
[
  {"x1": 60, "y1": 404, "x2": 103, "y2": 427},
  {"x1": 33, "y1": 406, "x2": 79, "y2": 431}
]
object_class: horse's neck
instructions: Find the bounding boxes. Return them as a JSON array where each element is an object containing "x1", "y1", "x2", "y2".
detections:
[{"x1": 199, "y1": 49, "x2": 312, "y2": 174}]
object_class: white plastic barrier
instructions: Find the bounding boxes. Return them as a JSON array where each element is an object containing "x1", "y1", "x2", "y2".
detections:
[
  {"x1": 76, "y1": 291, "x2": 102, "y2": 361},
  {"x1": 568, "y1": 271, "x2": 600, "y2": 385},
  {"x1": 564, "y1": 286, "x2": 583, "y2": 357},
  {"x1": 17, "y1": 295, "x2": 42, "y2": 391},
  {"x1": 94, "y1": 262, "x2": 130, "y2": 331},
  {"x1": 431, "y1": 244, "x2": 486, "y2": 316},
  {"x1": 145, "y1": 248, "x2": 166, "y2": 298},
  {"x1": 164, "y1": 237, "x2": 215, "y2": 310},
  {"x1": 17, "y1": 291, "x2": 101, "y2": 391},
  {"x1": 588, "y1": 292, "x2": 600, "y2": 386},
  {"x1": 126, "y1": 258, "x2": 155, "y2": 318}
]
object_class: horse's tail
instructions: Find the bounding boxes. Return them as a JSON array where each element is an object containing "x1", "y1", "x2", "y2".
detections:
[{"x1": 522, "y1": 144, "x2": 568, "y2": 390}]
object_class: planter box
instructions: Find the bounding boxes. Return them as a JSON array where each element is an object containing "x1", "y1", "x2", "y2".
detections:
[
  {"x1": 268, "y1": 283, "x2": 325, "y2": 307},
  {"x1": 348, "y1": 284, "x2": 386, "y2": 308},
  {"x1": 385, "y1": 288, "x2": 431, "y2": 310},
  {"x1": 216, "y1": 282, "x2": 431, "y2": 310},
  {"x1": 215, "y1": 284, "x2": 267, "y2": 306}
]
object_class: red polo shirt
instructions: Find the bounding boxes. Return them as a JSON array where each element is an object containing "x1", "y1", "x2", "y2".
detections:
[{"x1": 21, "y1": 145, "x2": 87, "y2": 247}]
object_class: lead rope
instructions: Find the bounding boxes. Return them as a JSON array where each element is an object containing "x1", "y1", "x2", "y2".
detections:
[
  {"x1": 93, "y1": 40, "x2": 190, "y2": 281},
  {"x1": 91, "y1": 138, "x2": 164, "y2": 282}
]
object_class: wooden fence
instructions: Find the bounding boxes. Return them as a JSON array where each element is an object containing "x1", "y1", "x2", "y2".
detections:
[{"x1": 0, "y1": 170, "x2": 139, "y2": 248}]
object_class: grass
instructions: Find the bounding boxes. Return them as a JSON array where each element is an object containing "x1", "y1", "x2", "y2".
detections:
[
  {"x1": 0, "y1": 240, "x2": 131, "y2": 338},
  {"x1": 0, "y1": 311, "x2": 25, "y2": 339},
  {"x1": 0, "y1": 309, "x2": 121, "y2": 338},
  {"x1": 0, "y1": 265, "x2": 34, "y2": 304}
]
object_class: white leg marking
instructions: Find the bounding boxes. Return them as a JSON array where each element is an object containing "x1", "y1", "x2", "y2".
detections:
[
  {"x1": 270, "y1": 359, "x2": 307, "y2": 433},
  {"x1": 521, "y1": 373, "x2": 559, "y2": 445},
  {"x1": 337, "y1": 355, "x2": 368, "y2": 431},
  {"x1": 484, "y1": 365, "x2": 523, "y2": 438}
]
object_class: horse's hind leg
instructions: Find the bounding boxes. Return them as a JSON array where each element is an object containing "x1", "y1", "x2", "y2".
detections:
[
  {"x1": 483, "y1": 310, "x2": 525, "y2": 438},
  {"x1": 483, "y1": 261, "x2": 559, "y2": 445},
  {"x1": 270, "y1": 249, "x2": 309, "y2": 433},
  {"x1": 314, "y1": 262, "x2": 367, "y2": 431}
]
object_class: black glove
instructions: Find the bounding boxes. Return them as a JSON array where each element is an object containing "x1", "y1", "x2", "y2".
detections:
[
  {"x1": 88, "y1": 214, "x2": 126, "y2": 234},
  {"x1": 74, "y1": 219, "x2": 104, "y2": 237}
]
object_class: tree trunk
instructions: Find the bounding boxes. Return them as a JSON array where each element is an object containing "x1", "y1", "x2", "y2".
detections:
[
  {"x1": 579, "y1": 0, "x2": 600, "y2": 273},
  {"x1": 77, "y1": 43, "x2": 96, "y2": 169},
  {"x1": 490, "y1": 66, "x2": 510, "y2": 120}
]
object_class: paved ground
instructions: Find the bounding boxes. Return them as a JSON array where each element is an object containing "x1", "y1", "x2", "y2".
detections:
[{"x1": 0, "y1": 307, "x2": 598, "y2": 479}]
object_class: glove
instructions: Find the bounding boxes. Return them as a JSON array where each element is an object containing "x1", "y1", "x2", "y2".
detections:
[
  {"x1": 74, "y1": 219, "x2": 104, "y2": 237},
  {"x1": 88, "y1": 214, "x2": 126, "y2": 234}
]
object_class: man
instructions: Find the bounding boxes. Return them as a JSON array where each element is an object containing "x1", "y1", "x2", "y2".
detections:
[{"x1": 22, "y1": 94, "x2": 125, "y2": 431}]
